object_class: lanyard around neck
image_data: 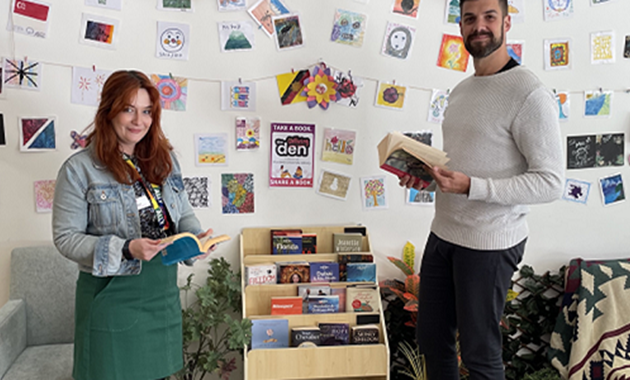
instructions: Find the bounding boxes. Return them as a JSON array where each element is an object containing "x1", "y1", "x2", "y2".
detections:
[{"x1": 124, "y1": 157, "x2": 169, "y2": 231}]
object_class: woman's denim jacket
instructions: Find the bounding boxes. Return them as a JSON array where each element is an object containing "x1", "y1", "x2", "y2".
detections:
[{"x1": 52, "y1": 146, "x2": 203, "y2": 277}]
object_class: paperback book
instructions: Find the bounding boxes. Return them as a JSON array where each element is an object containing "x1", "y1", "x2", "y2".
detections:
[
  {"x1": 251, "y1": 319, "x2": 289, "y2": 349},
  {"x1": 351, "y1": 324, "x2": 380, "y2": 345},
  {"x1": 346, "y1": 262, "x2": 377, "y2": 282},
  {"x1": 302, "y1": 233, "x2": 317, "y2": 253},
  {"x1": 338, "y1": 252, "x2": 373, "y2": 281},
  {"x1": 270, "y1": 296, "x2": 302, "y2": 315},
  {"x1": 333, "y1": 232, "x2": 363, "y2": 253},
  {"x1": 272, "y1": 229, "x2": 303, "y2": 254},
  {"x1": 318, "y1": 322, "x2": 350, "y2": 346},
  {"x1": 160, "y1": 233, "x2": 230, "y2": 265},
  {"x1": 310, "y1": 262, "x2": 339, "y2": 282},
  {"x1": 246, "y1": 263, "x2": 277, "y2": 286},
  {"x1": 346, "y1": 285, "x2": 379, "y2": 313},
  {"x1": 307, "y1": 295, "x2": 340, "y2": 314},
  {"x1": 291, "y1": 326, "x2": 321, "y2": 347},
  {"x1": 298, "y1": 284, "x2": 331, "y2": 313},
  {"x1": 277, "y1": 261, "x2": 310, "y2": 284},
  {"x1": 331, "y1": 287, "x2": 347, "y2": 312}
]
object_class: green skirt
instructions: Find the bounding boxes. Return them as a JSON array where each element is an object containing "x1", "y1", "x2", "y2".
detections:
[{"x1": 73, "y1": 254, "x2": 183, "y2": 380}]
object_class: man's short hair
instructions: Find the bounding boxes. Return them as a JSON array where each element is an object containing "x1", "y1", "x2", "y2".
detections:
[{"x1": 460, "y1": 0, "x2": 508, "y2": 17}]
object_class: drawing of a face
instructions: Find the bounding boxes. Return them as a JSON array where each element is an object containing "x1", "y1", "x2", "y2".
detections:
[
  {"x1": 386, "y1": 27, "x2": 412, "y2": 59},
  {"x1": 390, "y1": 30, "x2": 407, "y2": 51},
  {"x1": 548, "y1": 0, "x2": 569, "y2": 11},
  {"x1": 160, "y1": 28, "x2": 185, "y2": 52}
]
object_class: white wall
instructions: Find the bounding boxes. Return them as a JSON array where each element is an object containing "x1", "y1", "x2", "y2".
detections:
[{"x1": 1, "y1": 0, "x2": 629, "y2": 312}]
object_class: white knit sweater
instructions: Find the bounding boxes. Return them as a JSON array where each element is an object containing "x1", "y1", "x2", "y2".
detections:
[{"x1": 431, "y1": 66, "x2": 564, "y2": 250}]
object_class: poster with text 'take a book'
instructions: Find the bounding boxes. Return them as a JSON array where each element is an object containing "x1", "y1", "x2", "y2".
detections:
[{"x1": 270, "y1": 122, "x2": 314, "y2": 187}]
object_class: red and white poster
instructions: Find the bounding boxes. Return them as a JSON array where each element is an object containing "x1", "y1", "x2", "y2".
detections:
[
  {"x1": 269, "y1": 122, "x2": 315, "y2": 188},
  {"x1": 10, "y1": 0, "x2": 51, "y2": 38}
]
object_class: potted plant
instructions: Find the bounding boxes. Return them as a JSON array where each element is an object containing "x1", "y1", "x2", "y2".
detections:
[{"x1": 176, "y1": 257, "x2": 252, "y2": 380}]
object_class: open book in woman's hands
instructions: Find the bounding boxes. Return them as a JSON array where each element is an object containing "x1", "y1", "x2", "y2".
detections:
[{"x1": 160, "y1": 233, "x2": 231, "y2": 265}]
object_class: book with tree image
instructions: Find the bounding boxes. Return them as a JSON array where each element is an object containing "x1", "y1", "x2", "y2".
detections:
[
  {"x1": 160, "y1": 233, "x2": 231, "y2": 265},
  {"x1": 377, "y1": 131, "x2": 449, "y2": 188}
]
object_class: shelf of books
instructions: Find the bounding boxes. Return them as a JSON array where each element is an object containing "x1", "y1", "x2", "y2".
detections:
[{"x1": 241, "y1": 225, "x2": 390, "y2": 380}]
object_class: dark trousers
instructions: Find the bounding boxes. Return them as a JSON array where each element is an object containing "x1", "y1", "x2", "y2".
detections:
[{"x1": 416, "y1": 233, "x2": 525, "y2": 380}]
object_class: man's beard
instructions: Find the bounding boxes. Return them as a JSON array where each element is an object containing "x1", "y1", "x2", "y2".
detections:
[{"x1": 464, "y1": 22, "x2": 504, "y2": 59}]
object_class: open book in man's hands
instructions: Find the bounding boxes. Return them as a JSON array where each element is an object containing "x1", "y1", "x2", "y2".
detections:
[
  {"x1": 377, "y1": 131, "x2": 450, "y2": 188},
  {"x1": 160, "y1": 233, "x2": 231, "y2": 266}
]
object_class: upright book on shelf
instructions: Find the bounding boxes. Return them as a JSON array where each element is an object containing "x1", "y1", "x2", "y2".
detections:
[
  {"x1": 246, "y1": 263, "x2": 277, "y2": 286},
  {"x1": 251, "y1": 319, "x2": 289, "y2": 349},
  {"x1": 333, "y1": 233, "x2": 363, "y2": 253}
]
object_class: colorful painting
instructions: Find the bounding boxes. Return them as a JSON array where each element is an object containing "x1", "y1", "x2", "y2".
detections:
[
  {"x1": 70, "y1": 130, "x2": 88, "y2": 150},
  {"x1": 375, "y1": 82, "x2": 406, "y2": 110},
  {"x1": 10, "y1": 0, "x2": 51, "y2": 38},
  {"x1": 34, "y1": 179, "x2": 55, "y2": 213},
  {"x1": 183, "y1": 176, "x2": 211, "y2": 209},
  {"x1": 301, "y1": 65, "x2": 338, "y2": 110},
  {"x1": 221, "y1": 81, "x2": 256, "y2": 111},
  {"x1": 236, "y1": 116, "x2": 260, "y2": 150},
  {"x1": 195, "y1": 133, "x2": 228, "y2": 166},
  {"x1": 316, "y1": 169, "x2": 352, "y2": 201},
  {"x1": 156, "y1": 21, "x2": 190, "y2": 60},
  {"x1": 248, "y1": 0, "x2": 291, "y2": 37},
  {"x1": 158, "y1": 0, "x2": 192, "y2": 11},
  {"x1": 544, "y1": 0, "x2": 573, "y2": 21},
  {"x1": 85, "y1": 0, "x2": 122, "y2": 10},
  {"x1": 428, "y1": 89, "x2": 449, "y2": 124},
  {"x1": 80, "y1": 13, "x2": 119, "y2": 49},
  {"x1": 218, "y1": 21, "x2": 255, "y2": 52},
  {"x1": 507, "y1": 40, "x2": 524, "y2": 64},
  {"x1": 437, "y1": 34, "x2": 470, "y2": 72},
  {"x1": 221, "y1": 173, "x2": 254, "y2": 214},
  {"x1": 406, "y1": 188, "x2": 435, "y2": 206},
  {"x1": 276, "y1": 70, "x2": 309, "y2": 105},
  {"x1": 562, "y1": 178, "x2": 590, "y2": 204},
  {"x1": 444, "y1": 0, "x2": 460, "y2": 24},
  {"x1": 151, "y1": 74, "x2": 188, "y2": 111},
  {"x1": 591, "y1": 31, "x2": 615, "y2": 64},
  {"x1": 322, "y1": 128, "x2": 356, "y2": 165},
  {"x1": 360, "y1": 176, "x2": 388, "y2": 210},
  {"x1": 269, "y1": 123, "x2": 315, "y2": 188},
  {"x1": 544, "y1": 39, "x2": 571, "y2": 70},
  {"x1": 555, "y1": 91, "x2": 570, "y2": 122},
  {"x1": 20, "y1": 117, "x2": 56, "y2": 151},
  {"x1": 599, "y1": 173, "x2": 625, "y2": 206},
  {"x1": 3, "y1": 58, "x2": 41, "y2": 91},
  {"x1": 331, "y1": 9, "x2": 367, "y2": 47},
  {"x1": 273, "y1": 14, "x2": 304, "y2": 50},
  {"x1": 392, "y1": 0, "x2": 420, "y2": 19},
  {"x1": 584, "y1": 90, "x2": 612, "y2": 118},
  {"x1": 71, "y1": 66, "x2": 112, "y2": 106},
  {"x1": 217, "y1": 0, "x2": 246, "y2": 11},
  {"x1": 566, "y1": 133, "x2": 624, "y2": 169},
  {"x1": 381, "y1": 22, "x2": 415, "y2": 60},
  {"x1": 333, "y1": 70, "x2": 363, "y2": 108},
  {"x1": 508, "y1": 0, "x2": 525, "y2": 23}
]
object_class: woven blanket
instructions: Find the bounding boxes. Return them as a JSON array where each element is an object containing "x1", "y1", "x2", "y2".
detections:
[{"x1": 549, "y1": 258, "x2": 630, "y2": 379}]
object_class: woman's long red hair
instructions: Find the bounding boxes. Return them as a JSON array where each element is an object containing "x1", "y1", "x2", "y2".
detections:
[{"x1": 87, "y1": 70, "x2": 173, "y2": 185}]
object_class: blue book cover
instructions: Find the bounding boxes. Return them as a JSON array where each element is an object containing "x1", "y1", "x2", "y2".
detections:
[
  {"x1": 307, "y1": 295, "x2": 339, "y2": 314},
  {"x1": 251, "y1": 319, "x2": 289, "y2": 349},
  {"x1": 310, "y1": 262, "x2": 339, "y2": 283},
  {"x1": 272, "y1": 235, "x2": 303, "y2": 254},
  {"x1": 346, "y1": 262, "x2": 377, "y2": 282}
]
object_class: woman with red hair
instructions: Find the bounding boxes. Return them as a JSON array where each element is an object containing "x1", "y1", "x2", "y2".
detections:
[{"x1": 53, "y1": 70, "x2": 213, "y2": 380}]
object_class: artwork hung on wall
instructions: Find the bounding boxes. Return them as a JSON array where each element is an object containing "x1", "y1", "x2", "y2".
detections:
[
  {"x1": 248, "y1": 0, "x2": 291, "y2": 37},
  {"x1": 221, "y1": 81, "x2": 256, "y2": 111},
  {"x1": 221, "y1": 173, "x2": 254, "y2": 214},
  {"x1": 584, "y1": 90, "x2": 612, "y2": 118},
  {"x1": 151, "y1": 74, "x2": 188, "y2": 111},
  {"x1": 333, "y1": 70, "x2": 363, "y2": 108},
  {"x1": 555, "y1": 91, "x2": 570, "y2": 122},
  {"x1": 236, "y1": 116, "x2": 260, "y2": 150},
  {"x1": 543, "y1": 0, "x2": 573, "y2": 21},
  {"x1": 34, "y1": 179, "x2": 55, "y2": 213},
  {"x1": 316, "y1": 169, "x2": 352, "y2": 201},
  {"x1": 544, "y1": 38, "x2": 571, "y2": 70},
  {"x1": 79, "y1": 13, "x2": 119, "y2": 49},
  {"x1": 427, "y1": 89, "x2": 449, "y2": 124},
  {"x1": 272, "y1": 14, "x2": 304, "y2": 50},
  {"x1": 218, "y1": 21, "x2": 255, "y2": 52},
  {"x1": 269, "y1": 122, "x2": 315, "y2": 188},
  {"x1": 624, "y1": 35, "x2": 630, "y2": 59},
  {"x1": 437, "y1": 34, "x2": 470, "y2": 72},
  {"x1": 0, "y1": 114, "x2": 5, "y2": 146},
  {"x1": 3, "y1": 57, "x2": 41, "y2": 91},
  {"x1": 71, "y1": 66, "x2": 112, "y2": 106},
  {"x1": 360, "y1": 176, "x2": 388, "y2": 210},
  {"x1": 566, "y1": 133, "x2": 624, "y2": 169},
  {"x1": 300, "y1": 65, "x2": 338, "y2": 110},
  {"x1": 276, "y1": 70, "x2": 309, "y2": 105},
  {"x1": 217, "y1": 0, "x2": 246, "y2": 11},
  {"x1": 507, "y1": 40, "x2": 524, "y2": 64},
  {"x1": 70, "y1": 130, "x2": 88, "y2": 150},
  {"x1": 20, "y1": 116, "x2": 56, "y2": 151},
  {"x1": 391, "y1": 0, "x2": 420, "y2": 19},
  {"x1": 158, "y1": 0, "x2": 193, "y2": 12},
  {"x1": 330, "y1": 9, "x2": 367, "y2": 48},
  {"x1": 562, "y1": 178, "x2": 590, "y2": 204},
  {"x1": 508, "y1": 0, "x2": 525, "y2": 23},
  {"x1": 599, "y1": 173, "x2": 625, "y2": 207},
  {"x1": 406, "y1": 188, "x2": 435, "y2": 206},
  {"x1": 591, "y1": 31, "x2": 615, "y2": 64},
  {"x1": 9, "y1": 0, "x2": 51, "y2": 38},
  {"x1": 381, "y1": 22, "x2": 415, "y2": 60},
  {"x1": 375, "y1": 82, "x2": 406, "y2": 110},
  {"x1": 444, "y1": 0, "x2": 460, "y2": 24},
  {"x1": 156, "y1": 21, "x2": 190, "y2": 60},
  {"x1": 195, "y1": 133, "x2": 228, "y2": 166},
  {"x1": 183, "y1": 176, "x2": 211, "y2": 209},
  {"x1": 85, "y1": 0, "x2": 122, "y2": 10},
  {"x1": 322, "y1": 128, "x2": 356, "y2": 165}
]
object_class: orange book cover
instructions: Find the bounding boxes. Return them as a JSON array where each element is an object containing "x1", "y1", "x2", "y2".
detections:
[{"x1": 270, "y1": 296, "x2": 303, "y2": 315}]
